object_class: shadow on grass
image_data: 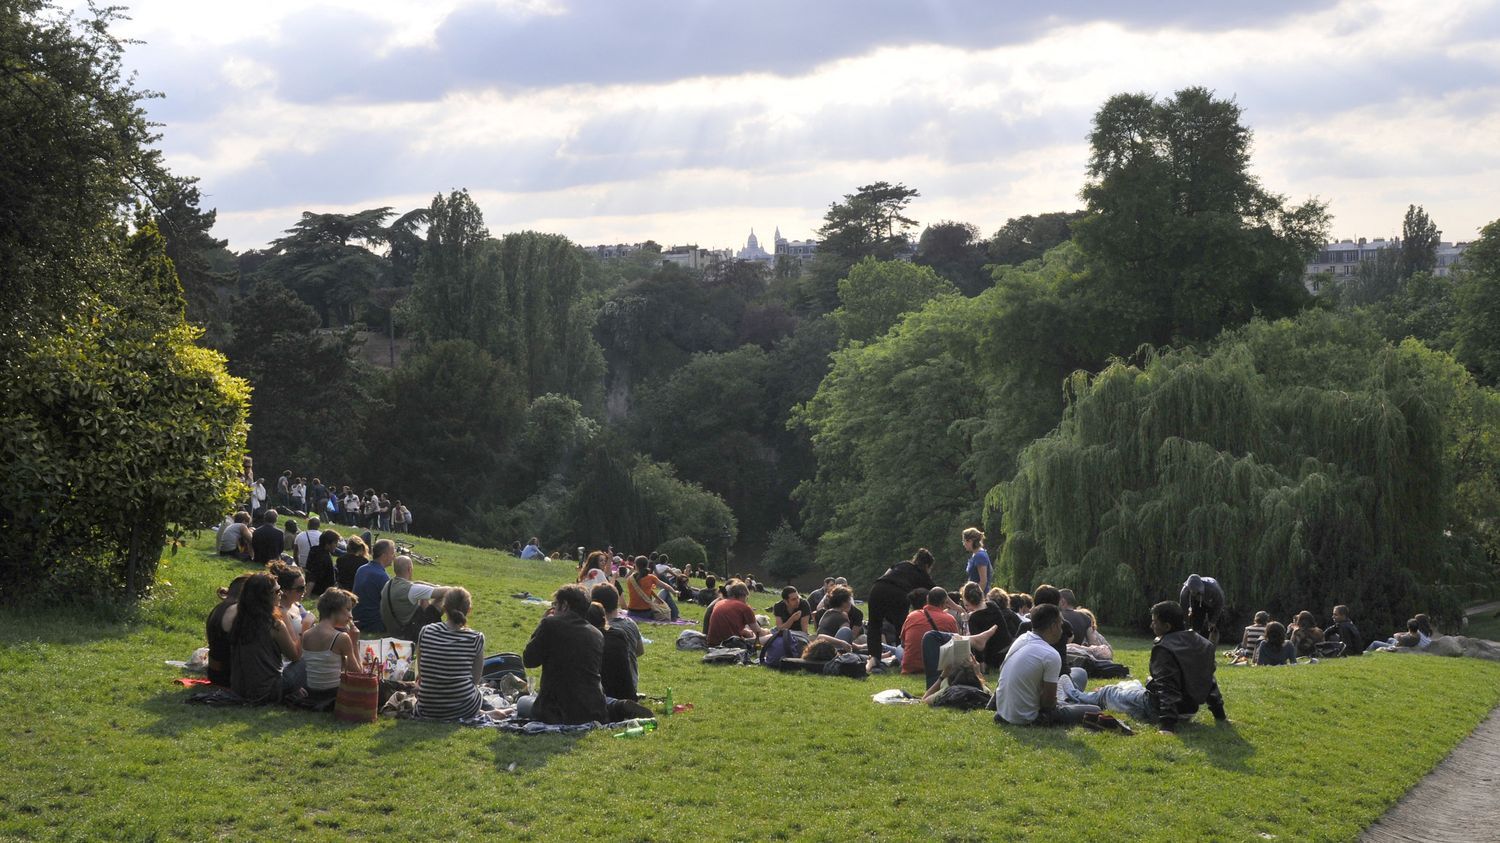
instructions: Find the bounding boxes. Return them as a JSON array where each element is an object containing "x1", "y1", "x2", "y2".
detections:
[
  {"x1": 1008, "y1": 722, "x2": 1105, "y2": 763},
  {"x1": 1176, "y1": 720, "x2": 1254, "y2": 772}
]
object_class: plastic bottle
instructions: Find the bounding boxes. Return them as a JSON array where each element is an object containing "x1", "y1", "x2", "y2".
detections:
[{"x1": 613, "y1": 719, "x2": 644, "y2": 738}]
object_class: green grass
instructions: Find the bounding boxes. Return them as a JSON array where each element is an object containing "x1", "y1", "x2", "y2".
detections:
[{"x1": 3, "y1": 534, "x2": 1498, "y2": 842}]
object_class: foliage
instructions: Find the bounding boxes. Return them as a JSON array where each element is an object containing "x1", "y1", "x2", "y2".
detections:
[
  {"x1": 0, "y1": 225, "x2": 250, "y2": 601},
  {"x1": 801, "y1": 181, "x2": 920, "y2": 313},
  {"x1": 257, "y1": 207, "x2": 417, "y2": 327},
  {"x1": 832, "y1": 257, "x2": 958, "y2": 344},
  {"x1": 1074, "y1": 87, "x2": 1328, "y2": 348},
  {"x1": 0, "y1": 1, "x2": 165, "y2": 325},
  {"x1": 986, "y1": 211, "x2": 1086, "y2": 267},
  {"x1": 762, "y1": 521, "x2": 811, "y2": 582},
  {"x1": 914, "y1": 220, "x2": 990, "y2": 295},
  {"x1": 656, "y1": 536, "x2": 708, "y2": 571},
  {"x1": 1361, "y1": 270, "x2": 1458, "y2": 352},
  {"x1": 147, "y1": 175, "x2": 235, "y2": 333},
  {"x1": 995, "y1": 310, "x2": 1483, "y2": 633},
  {"x1": 1453, "y1": 219, "x2": 1500, "y2": 387},
  {"x1": 1399, "y1": 204, "x2": 1440, "y2": 279},
  {"x1": 221, "y1": 281, "x2": 368, "y2": 479},
  {"x1": 362, "y1": 339, "x2": 527, "y2": 537},
  {"x1": 4, "y1": 534, "x2": 1499, "y2": 842}
]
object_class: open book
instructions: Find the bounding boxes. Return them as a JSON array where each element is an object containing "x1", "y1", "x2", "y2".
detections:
[{"x1": 356, "y1": 637, "x2": 415, "y2": 678}]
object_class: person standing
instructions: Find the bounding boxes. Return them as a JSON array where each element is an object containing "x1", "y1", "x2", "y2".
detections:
[
  {"x1": 962, "y1": 527, "x2": 991, "y2": 593},
  {"x1": 1178, "y1": 574, "x2": 1226, "y2": 643},
  {"x1": 277, "y1": 470, "x2": 292, "y2": 509},
  {"x1": 864, "y1": 548, "x2": 944, "y2": 673},
  {"x1": 391, "y1": 500, "x2": 409, "y2": 533}
]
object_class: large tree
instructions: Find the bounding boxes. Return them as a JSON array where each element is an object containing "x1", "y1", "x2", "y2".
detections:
[
  {"x1": 801, "y1": 182, "x2": 921, "y2": 313},
  {"x1": 832, "y1": 257, "x2": 958, "y2": 344},
  {"x1": 1399, "y1": 204, "x2": 1441, "y2": 280},
  {"x1": 1074, "y1": 87, "x2": 1328, "y2": 348},
  {"x1": 1452, "y1": 219, "x2": 1500, "y2": 386}
]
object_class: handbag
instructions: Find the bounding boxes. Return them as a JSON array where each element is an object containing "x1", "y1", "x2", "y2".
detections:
[
  {"x1": 334, "y1": 668, "x2": 379, "y2": 723},
  {"x1": 627, "y1": 575, "x2": 671, "y2": 621}
]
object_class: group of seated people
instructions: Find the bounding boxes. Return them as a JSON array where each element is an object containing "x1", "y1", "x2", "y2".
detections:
[{"x1": 1228, "y1": 604, "x2": 1431, "y2": 664}]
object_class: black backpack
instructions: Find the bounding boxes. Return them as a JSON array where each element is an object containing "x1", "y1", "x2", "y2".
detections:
[{"x1": 822, "y1": 653, "x2": 868, "y2": 679}]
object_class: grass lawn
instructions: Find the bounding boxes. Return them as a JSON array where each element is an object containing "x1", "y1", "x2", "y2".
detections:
[{"x1": 3, "y1": 534, "x2": 1498, "y2": 842}]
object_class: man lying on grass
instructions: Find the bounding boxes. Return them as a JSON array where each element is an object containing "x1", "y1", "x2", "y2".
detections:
[{"x1": 1076, "y1": 600, "x2": 1228, "y2": 734}]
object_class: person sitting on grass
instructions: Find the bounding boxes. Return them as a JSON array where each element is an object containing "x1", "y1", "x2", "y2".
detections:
[
  {"x1": 1255, "y1": 621, "x2": 1298, "y2": 665},
  {"x1": 293, "y1": 517, "x2": 322, "y2": 568},
  {"x1": 520, "y1": 537, "x2": 546, "y2": 560},
  {"x1": 250, "y1": 508, "x2": 284, "y2": 566},
  {"x1": 217, "y1": 510, "x2": 253, "y2": 561},
  {"x1": 706, "y1": 582, "x2": 771, "y2": 647},
  {"x1": 297, "y1": 588, "x2": 362, "y2": 705},
  {"x1": 271, "y1": 561, "x2": 314, "y2": 640},
  {"x1": 922, "y1": 651, "x2": 991, "y2": 706},
  {"x1": 205, "y1": 574, "x2": 252, "y2": 687},
  {"x1": 305, "y1": 528, "x2": 340, "y2": 597},
  {"x1": 808, "y1": 577, "x2": 836, "y2": 613},
  {"x1": 1233, "y1": 611, "x2": 1271, "y2": 663},
  {"x1": 1323, "y1": 604, "x2": 1364, "y2": 656},
  {"x1": 335, "y1": 535, "x2": 367, "y2": 593},
  {"x1": 993, "y1": 604, "x2": 1100, "y2": 728},
  {"x1": 1291, "y1": 611, "x2": 1324, "y2": 659},
  {"x1": 592, "y1": 585, "x2": 643, "y2": 700},
  {"x1": 415, "y1": 588, "x2": 487, "y2": 721},
  {"x1": 379, "y1": 555, "x2": 451, "y2": 641},
  {"x1": 1068, "y1": 608, "x2": 1114, "y2": 661},
  {"x1": 282, "y1": 518, "x2": 299, "y2": 560},
  {"x1": 520, "y1": 585, "x2": 608, "y2": 725},
  {"x1": 697, "y1": 574, "x2": 720, "y2": 606},
  {"x1": 351, "y1": 539, "x2": 394, "y2": 634},
  {"x1": 963, "y1": 583, "x2": 1020, "y2": 673},
  {"x1": 1367, "y1": 618, "x2": 1430, "y2": 653},
  {"x1": 1010, "y1": 592, "x2": 1033, "y2": 620},
  {"x1": 772, "y1": 586, "x2": 813, "y2": 634},
  {"x1": 1077, "y1": 601, "x2": 1228, "y2": 734},
  {"x1": 900, "y1": 587, "x2": 962, "y2": 683},
  {"x1": 577, "y1": 551, "x2": 613, "y2": 592},
  {"x1": 227, "y1": 572, "x2": 301, "y2": 705},
  {"x1": 624, "y1": 555, "x2": 680, "y2": 621}
]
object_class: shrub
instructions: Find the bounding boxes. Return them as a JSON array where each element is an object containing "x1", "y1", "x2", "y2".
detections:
[{"x1": 656, "y1": 537, "x2": 708, "y2": 571}]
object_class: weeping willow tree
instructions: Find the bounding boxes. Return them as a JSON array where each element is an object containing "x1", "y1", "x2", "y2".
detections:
[{"x1": 992, "y1": 310, "x2": 1483, "y2": 633}]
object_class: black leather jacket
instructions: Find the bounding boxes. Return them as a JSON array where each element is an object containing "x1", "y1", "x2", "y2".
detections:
[{"x1": 1148, "y1": 630, "x2": 1226, "y2": 731}]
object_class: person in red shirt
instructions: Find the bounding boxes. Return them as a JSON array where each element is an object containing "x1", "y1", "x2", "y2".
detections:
[
  {"x1": 705, "y1": 582, "x2": 770, "y2": 646},
  {"x1": 900, "y1": 587, "x2": 961, "y2": 676}
]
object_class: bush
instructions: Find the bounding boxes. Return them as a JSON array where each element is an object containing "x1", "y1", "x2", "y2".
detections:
[
  {"x1": 656, "y1": 537, "x2": 707, "y2": 571},
  {"x1": 763, "y1": 521, "x2": 811, "y2": 583}
]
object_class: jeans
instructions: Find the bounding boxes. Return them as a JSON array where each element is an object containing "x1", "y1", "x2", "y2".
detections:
[
  {"x1": 1039, "y1": 702, "x2": 1100, "y2": 726},
  {"x1": 923, "y1": 630, "x2": 953, "y2": 691},
  {"x1": 1077, "y1": 683, "x2": 1154, "y2": 723},
  {"x1": 659, "y1": 588, "x2": 680, "y2": 621}
]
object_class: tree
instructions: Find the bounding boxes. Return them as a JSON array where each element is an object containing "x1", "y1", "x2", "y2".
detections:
[
  {"x1": 832, "y1": 258, "x2": 958, "y2": 344},
  {"x1": 257, "y1": 207, "x2": 408, "y2": 326},
  {"x1": 801, "y1": 182, "x2": 921, "y2": 313},
  {"x1": 1453, "y1": 219, "x2": 1500, "y2": 386},
  {"x1": 0, "y1": 4, "x2": 248, "y2": 601},
  {"x1": 985, "y1": 211, "x2": 1085, "y2": 267},
  {"x1": 221, "y1": 281, "x2": 367, "y2": 478},
  {"x1": 763, "y1": 521, "x2": 811, "y2": 582},
  {"x1": 1074, "y1": 87, "x2": 1328, "y2": 348},
  {"x1": 1, "y1": 225, "x2": 249, "y2": 600},
  {"x1": 147, "y1": 175, "x2": 235, "y2": 333},
  {"x1": 404, "y1": 190, "x2": 498, "y2": 349},
  {"x1": 995, "y1": 310, "x2": 1480, "y2": 633},
  {"x1": 1399, "y1": 204, "x2": 1440, "y2": 279},
  {"x1": 914, "y1": 221, "x2": 990, "y2": 295}
]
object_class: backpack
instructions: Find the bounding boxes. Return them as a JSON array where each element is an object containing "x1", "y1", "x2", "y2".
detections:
[
  {"x1": 676, "y1": 630, "x2": 708, "y2": 651},
  {"x1": 928, "y1": 684, "x2": 991, "y2": 711},
  {"x1": 481, "y1": 652, "x2": 527, "y2": 682},
  {"x1": 703, "y1": 647, "x2": 752, "y2": 666},
  {"x1": 822, "y1": 652, "x2": 868, "y2": 679},
  {"x1": 760, "y1": 630, "x2": 808, "y2": 668}
]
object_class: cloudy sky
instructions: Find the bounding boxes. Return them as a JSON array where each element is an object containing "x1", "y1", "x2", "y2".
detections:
[{"x1": 99, "y1": 0, "x2": 1500, "y2": 253}]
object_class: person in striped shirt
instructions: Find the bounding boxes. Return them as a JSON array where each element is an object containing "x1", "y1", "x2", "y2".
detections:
[{"x1": 414, "y1": 588, "x2": 485, "y2": 721}]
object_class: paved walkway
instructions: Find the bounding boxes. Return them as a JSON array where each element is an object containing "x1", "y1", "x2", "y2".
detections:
[
  {"x1": 1467, "y1": 600, "x2": 1500, "y2": 617},
  {"x1": 1360, "y1": 705, "x2": 1500, "y2": 842}
]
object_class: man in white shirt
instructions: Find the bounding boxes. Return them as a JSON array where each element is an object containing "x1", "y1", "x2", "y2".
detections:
[
  {"x1": 293, "y1": 516, "x2": 322, "y2": 566},
  {"x1": 994, "y1": 604, "x2": 1099, "y2": 727}
]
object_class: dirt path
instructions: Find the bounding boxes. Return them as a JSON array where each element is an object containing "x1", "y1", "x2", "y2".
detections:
[
  {"x1": 1360, "y1": 705, "x2": 1500, "y2": 842},
  {"x1": 1467, "y1": 600, "x2": 1500, "y2": 617}
]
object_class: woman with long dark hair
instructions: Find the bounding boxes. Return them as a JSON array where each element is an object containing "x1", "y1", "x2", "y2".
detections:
[{"x1": 228, "y1": 572, "x2": 300, "y2": 704}]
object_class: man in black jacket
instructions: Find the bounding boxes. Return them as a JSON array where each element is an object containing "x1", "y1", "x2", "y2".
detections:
[
  {"x1": 1079, "y1": 601, "x2": 1227, "y2": 733},
  {"x1": 519, "y1": 585, "x2": 608, "y2": 725},
  {"x1": 249, "y1": 509, "x2": 284, "y2": 565},
  {"x1": 1323, "y1": 605, "x2": 1364, "y2": 656}
]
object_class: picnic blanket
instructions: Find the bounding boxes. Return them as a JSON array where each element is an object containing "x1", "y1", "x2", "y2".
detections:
[
  {"x1": 624, "y1": 612, "x2": 695, "y2": 626},
  {"x1": 510, "y1": 592, "x2": 550, "y2": 605}
]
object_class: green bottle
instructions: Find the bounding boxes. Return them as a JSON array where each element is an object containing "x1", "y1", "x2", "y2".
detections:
[{"x1": 664, "y1": 687, "x2": 674, "y2": 715}]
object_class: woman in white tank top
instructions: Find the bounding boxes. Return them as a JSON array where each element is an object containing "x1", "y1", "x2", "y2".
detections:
[{"x1": 300, "y1": 588, "x2": 361, "y2": 697}]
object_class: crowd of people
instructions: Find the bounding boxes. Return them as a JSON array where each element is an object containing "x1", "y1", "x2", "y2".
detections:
[
  {"x1": 199, "y1": 510, "x2": 1429, "y2": 736},
  {"x1": 237, "y1": 457, "x2": 414, "y2": 533}
]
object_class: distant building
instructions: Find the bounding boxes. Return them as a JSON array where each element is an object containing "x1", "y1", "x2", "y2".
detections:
[
  {"x1": 660, "y1": 244, "x2": 729, "y2": 271},
  {"x1": 582, "y1": 243, "x2": 645, "y2": 260},
  {"x1": 736, "y1": 229, "x2": 775, "y2": 264},
  {"x1": 1305, "y1": 237, "x2": 1469, "y2": 289},
  {"x1": 773, "y1": 227, "x2": 819, "y2": 262}
]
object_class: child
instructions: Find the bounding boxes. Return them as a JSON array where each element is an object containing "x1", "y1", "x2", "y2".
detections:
[{"x1": 1255, "y1": 621, "x2": 1298, "y2": 665}]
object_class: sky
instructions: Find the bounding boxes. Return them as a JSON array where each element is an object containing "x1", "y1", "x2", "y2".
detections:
[{"x1": 93, "y1": 0, "x2": 1500, "y2": 253}]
